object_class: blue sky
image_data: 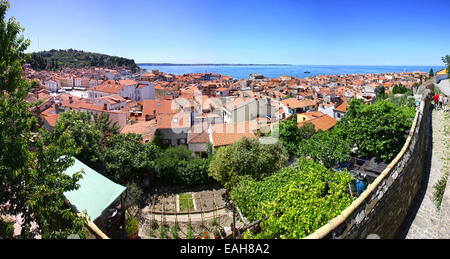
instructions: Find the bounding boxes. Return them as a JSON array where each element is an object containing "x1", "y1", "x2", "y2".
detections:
[{"x1": 7, "y1": 0, "x2": 450, "y2": 65}]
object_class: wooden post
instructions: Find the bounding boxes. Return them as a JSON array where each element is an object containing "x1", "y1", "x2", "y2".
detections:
[{"x1": 174, "y1": 196, "x2": 178, "y2": 225}]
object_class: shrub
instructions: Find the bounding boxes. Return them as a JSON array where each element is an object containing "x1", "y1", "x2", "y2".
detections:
[
  {"x1": 186, "y1": 225, "x2": 194, "y2": 239},
  {"x1": 103, "y1": 133, "x2": 159, "y2": 182},
  {"x1": 124, "y1": 182, "x2": 143, "y2": 216},
  {"x1": 160, "y1": 225, "x2": 168, "y2": 239},
  {"x1": 208, "y1": 137, "x2": 289, "y2": 188},
  {"x1": 339, "y1": 99, "x2": 415, "y2": 163},
  {"x1": 154, "y1": 146, "x2": 216, "y2": 186},
  {"x1": 231, "y1": 158, "x2": 355, "y2": 239},
  {"x1": 433, "y1": 172, "x2": 449, "y2": 210},
  {"x1": 171, "y1": 225, "x2": 179, "y2": 239}
]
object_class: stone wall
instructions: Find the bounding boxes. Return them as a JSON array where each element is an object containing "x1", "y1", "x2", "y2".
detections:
[{"x1": 306, "y1": 90, "x2": 432, "y2": 239}]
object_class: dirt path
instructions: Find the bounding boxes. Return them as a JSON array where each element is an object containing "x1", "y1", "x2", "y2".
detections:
[{"x1": 397, "y1": 107, "x2": 448, "y2": 239}]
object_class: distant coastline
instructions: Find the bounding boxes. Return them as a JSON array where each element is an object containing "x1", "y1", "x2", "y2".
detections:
[
  {"x1": 137, "y1": 64, "x2": 444, "y2": 80},
  {"x1": 137, "y1": 63, "x2": 292, "y2": 66}
]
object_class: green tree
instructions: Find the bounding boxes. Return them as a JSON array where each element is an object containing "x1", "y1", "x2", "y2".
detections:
[
  {"x1": 345, "y1": 98, "x2": 365, "y2": 118},
  {"x1": 297, "y1": 126, "x2": 352, "y2": 168},
  {"x1": 28, "y1": 53, "x2": 47, "y2": 70},
  {"x1": 442, "y1": 55, "x2": 450, "y2": 75},
  {"x1": 150, "y1": 129, "x2": 164, "y2": 148},
  {"x1": 279, "y1": 117, "x2": 302, "y2": 153},
  {"x1": 124, "y1": 182, "x2": 143, "y2": 216},
  {"x1": 54, "y1": 111, "x2": 104, "y2": 169},
  {"x1": 102, "y1": 133, "x2": 159, "y2": 183},
  {"x1": 208, "y1": 137, "x2": 289, "y2": 188},
  {"x1": 340, "y1": 99, "x2": 414, "y2": 162},
  {"x1": 392, "y1": 84, "x2": 408, "y2": 94},
  {"x1": 28, "y1": 49, "x2": 139, "y2": 72},
  {"x1": 153, "y1": 145, "x2": 215, "y2": 186},
  {"x1": 177, "y1": 158, "x2": 214, "y2": 186},
  {"x1": 0, "y1": 1, "x2": 86, "y2": 238},
  {"x1": 93, "y1": 112, "x2": 119, "y2": 137},
  {"x1": 54, "y1": 111, "x2": 119, "y2": 171},
  {"x1": 376, "y1": 85, "x2": 387, "y2": 100},
  {"x1": 154, "y1": 145, "x2": 194, "y2": 184},
  {"x1": 429, "y1": 68, "x2": 434, "y2": 78},
  {"x1": 279, "y1": 117, "x2": 315, "y2": 154}
]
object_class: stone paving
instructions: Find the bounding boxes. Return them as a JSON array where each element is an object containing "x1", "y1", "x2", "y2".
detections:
[{"x1": 401, "y1": 106, "x2": 448, "y2": 239}]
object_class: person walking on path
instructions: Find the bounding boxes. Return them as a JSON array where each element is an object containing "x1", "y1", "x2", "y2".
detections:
[
  {"x1": 439, "y1": 95, "x2": 443, "y2": 110},
  {"x1": 434, "y1": 94, "x2": 440, "y2": 109},
  {"x1": 444, "y1": 95, "x2": 448, "y2": 112}
]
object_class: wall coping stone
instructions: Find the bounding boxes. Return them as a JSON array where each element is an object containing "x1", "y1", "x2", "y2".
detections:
[{"x1": 305, "y1": 92, "x2": 429, "y2": 239}]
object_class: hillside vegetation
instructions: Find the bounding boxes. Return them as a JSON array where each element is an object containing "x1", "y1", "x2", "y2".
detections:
[{"x1": 27, "y1": 49, "x2": 139, "y2": 72}]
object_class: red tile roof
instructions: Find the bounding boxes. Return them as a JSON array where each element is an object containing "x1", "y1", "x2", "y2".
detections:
[
  {"x1": 142, "y1": 99, "x2": 175, "y2": 117},
  {"x1": 298, "y1": 114, "x2": 337, "y2": 132},
  {"x1": 120, "y1": 120, "x2": 157, "y2": 143},
  {"x1": 156, "y1": 112, "x2": 191, "y2": 129},
  {"x1": 44, "y1": 113, "x2": 60, "y2": 127},
  {"x1": 334, "y1": 101, "x2": 348, "y2": 113},
  {"x1": 209, "y1": 122, "x2": 257, "y2": 147},
  {"x1": 281, "y1": 98, "x2": 316, "y2": 109}
]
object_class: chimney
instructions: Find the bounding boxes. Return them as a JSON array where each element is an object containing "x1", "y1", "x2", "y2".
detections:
[
  {"x1": 103, "y1": 103, "x2": 107, "y2": 110},
  {"x1": 69, "y1": 96, "x2": 73, "y2": 103}
]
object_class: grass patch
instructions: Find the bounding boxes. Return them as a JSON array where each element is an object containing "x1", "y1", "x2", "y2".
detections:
[
  {"x1": 179, "y1": 193, "x2": 194, "y2": 212},
  {"x1": 171, "y1": 224, "x2": 179, "y2": 239},
  {"x1": 186, "y1": 224, "x2": 194, "y2": 239}
]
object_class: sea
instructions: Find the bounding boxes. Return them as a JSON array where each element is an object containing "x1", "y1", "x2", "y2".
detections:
[{"x1": 138, "y1": 65, "x2": 445, "y2": 80}]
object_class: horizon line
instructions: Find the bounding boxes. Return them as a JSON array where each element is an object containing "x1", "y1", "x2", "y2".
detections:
[{"x1": 137, "y1": 63, "x2": 445, "y2": 67}]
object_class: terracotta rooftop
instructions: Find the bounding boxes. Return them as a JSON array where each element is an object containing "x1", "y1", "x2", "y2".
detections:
[
  {"x1": 334, "y1": 101, "x2": 348, "y2": 113},
  {"x1": 281, "y1": 98, "x2": 316, "y2": 109},
  {"x1": 89, "y1": 80, "x2": 123, "y2": 94},
  {"x1": 120, "y1": 120, "x2": 157, "y2": 143},
  {"x1": 142, "y1": 99, "x2": 175, "y2": 117},
  {"x1": 298, "y1": 114, "x2": 337, "y2": 132},
  {"x1": 223, "y1": 97, "x2": 255, "y2": 111},
  {"x1": 209, "y1": 122, "x2": 257, "y2": 147},
  {"x1": 43, "y1": 113, "x2": 60, "y2": 127},
  {"x1": 187, "y1": 124, "x2": 210, "y2": 144},
  {"x1": 97, "y1": 94, "x2": 126, "y2": 105},
  {"x1": 156, "y1": 112, "x2": 191, "y2": 129}
]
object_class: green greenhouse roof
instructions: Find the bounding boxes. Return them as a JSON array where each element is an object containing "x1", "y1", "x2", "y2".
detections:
[{"x1": 63, "y1": 157, "x2": 126, "y2": 221}]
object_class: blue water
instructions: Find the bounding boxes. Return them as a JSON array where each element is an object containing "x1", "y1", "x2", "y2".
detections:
[{"x1": 138, "y1": 65, "x2": 444, "y2": 80}]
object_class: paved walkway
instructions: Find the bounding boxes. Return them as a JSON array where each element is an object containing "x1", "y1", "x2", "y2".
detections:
[
  {"x1": 396, "y1": 101, "x2": 448, "y2": 238},
  {"x1": 437, "y1": 79, "x2": 450, "y2": 96}
]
